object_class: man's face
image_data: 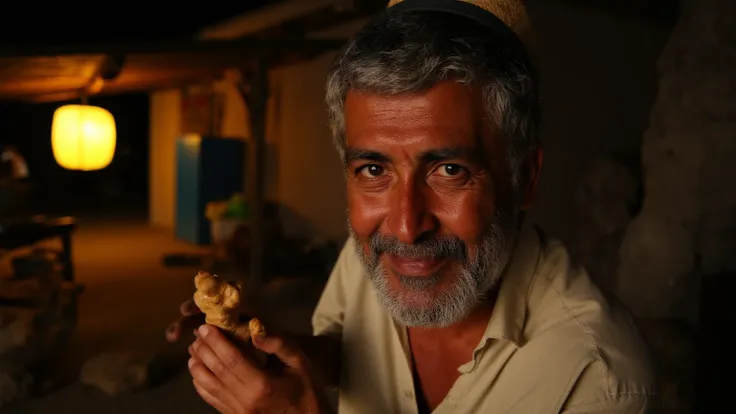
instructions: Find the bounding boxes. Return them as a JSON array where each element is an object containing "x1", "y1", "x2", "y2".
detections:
[{"x1": 344, "y1": 82, "x2": 522, "y2": 327}]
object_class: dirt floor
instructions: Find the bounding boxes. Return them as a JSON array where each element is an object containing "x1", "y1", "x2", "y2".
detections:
[{"x1": 3, "y1": 217, "x2": 326, "y2": 413}]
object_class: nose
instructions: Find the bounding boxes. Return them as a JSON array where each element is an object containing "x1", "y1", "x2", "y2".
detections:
[{"x1": 386, "y1": 178, "x2": 438, "y2": 244}]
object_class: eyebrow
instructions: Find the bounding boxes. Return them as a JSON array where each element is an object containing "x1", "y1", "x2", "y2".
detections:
[
  {"x1": 418, "y1": 148, "x2": 475, "y2": 164},
  {"x1": 345, "y1": 149, "x2": 391, "y2": 164},
  {"x1": 344, "y1": 147, "x2": 477, "y2": 165}
]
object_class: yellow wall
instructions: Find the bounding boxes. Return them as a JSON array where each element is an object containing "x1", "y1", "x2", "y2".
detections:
[
  {"x1": 148, "y1": 80, "x2": 282, "y2": 232},
  {"x1": 148, "y1": 81, "x2": 258, "y2": 229},
  {"x1": 148, "y1": 19, "x2": 366, "y2": 241},
  {"x1": 148, "y1": 89, "x2": 180, "y2": 229}
]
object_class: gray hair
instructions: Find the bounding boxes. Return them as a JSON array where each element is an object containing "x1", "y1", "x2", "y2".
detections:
[{"x1": 325, "y1": 10, "x2": 540, "y2": 188}]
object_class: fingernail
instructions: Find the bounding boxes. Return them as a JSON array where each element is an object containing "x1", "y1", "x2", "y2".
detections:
[
  {"x1": 252, "y1": 332, "x2": 266, "y2": 345},
  {"x1": 198, "y1": 325, "x2": 210, "y2": 337},
  {"x1": 188, "y1": 358, "x2": 194, "y2": 369}
]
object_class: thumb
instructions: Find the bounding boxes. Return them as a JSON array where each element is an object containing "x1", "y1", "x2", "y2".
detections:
[{"x1": 253, "y1": 334, "x2": 305, "y2": 371}]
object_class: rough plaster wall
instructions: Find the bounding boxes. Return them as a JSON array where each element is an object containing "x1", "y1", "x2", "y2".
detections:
[
  {"x1": 617, "y1": 0, "x2": 736, "y2": 321},
  {"x1": 570, "y1": 157, "x2": 641, "y2": 293},
  {"x1": 525, "y1": 1, "x2": 671, "y2": 249}
]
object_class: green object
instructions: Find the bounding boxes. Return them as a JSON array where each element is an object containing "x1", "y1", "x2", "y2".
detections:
[{"x1": 225, "y1": 193, "x2": 249, "y2": 219}]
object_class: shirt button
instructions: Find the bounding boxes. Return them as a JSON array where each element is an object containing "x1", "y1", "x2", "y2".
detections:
[{"x1": 404, "y1": 390, "x2": 414, "y2": 399}]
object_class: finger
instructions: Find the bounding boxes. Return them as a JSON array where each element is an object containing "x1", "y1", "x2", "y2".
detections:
[
  {"x1": 180, "y1": 299, "x2": 201, "y2": 316},
  {"x1": 252, "y1": 334, "x2": 305, "y2": 371},
  {"x1": 166, "y1": 313, "x2": 206, "y2": 343},
  {"x1": 165, "y1": 318, "x2": 188, "y2": 343},
  {"x1": 165, "y1": 322, "x2": 179, "y2": 342},
  {"x1": 189, "y1": 357, "x2": 240, "y2": 412},
  {"x1": 192, "y1": 337, "x2": 250, "y2": 392},
  {"x1": 193, "y1": 380, "x2": 233, "y2": 414},
  {"x1": 198, "y1": 325, "x2": 264, "y2": 384},
  {"x1": 165, "y1": 319, "x2": 187, "y2": 343}
]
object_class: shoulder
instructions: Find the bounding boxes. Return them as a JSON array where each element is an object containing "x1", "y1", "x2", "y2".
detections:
[{"x1": 524, "y1": 231, "x2": 657, "y2": 409}]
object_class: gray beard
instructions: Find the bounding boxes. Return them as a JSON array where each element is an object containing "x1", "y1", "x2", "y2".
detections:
[{"x1": 349, "y1": 211, "x2": 517, "y2": 328}]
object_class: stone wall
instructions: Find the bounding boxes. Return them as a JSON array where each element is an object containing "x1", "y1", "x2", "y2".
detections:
[
  {"x1": 608, "y1": 1, "x2": 736, "y2": 411},
  {"x1": 571, "y1": 156, "x2": 641, "y2": 294},
  {"x1": 616, "y1": 0, "x2": 736, "y2": 322}
]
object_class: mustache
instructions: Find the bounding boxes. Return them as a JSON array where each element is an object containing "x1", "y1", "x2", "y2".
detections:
[{"x1": 368, "y1": 233, "x2": 467, "y2": 262}]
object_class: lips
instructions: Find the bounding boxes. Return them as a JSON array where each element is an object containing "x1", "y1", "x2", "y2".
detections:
[{"x1": 385, "y1": 254, "x2": 447, "y2": 276}]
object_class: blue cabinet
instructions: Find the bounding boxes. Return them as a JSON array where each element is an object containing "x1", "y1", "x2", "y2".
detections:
[{"x1": 175, "y1": 136, "x2": 245, "y2": 245}]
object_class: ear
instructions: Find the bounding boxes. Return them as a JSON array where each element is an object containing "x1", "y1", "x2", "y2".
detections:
[{"x1": 520, "y1": 148, "x2": 543, "y2": 210}]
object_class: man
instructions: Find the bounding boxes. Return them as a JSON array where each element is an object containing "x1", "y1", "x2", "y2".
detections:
[{"x1": 167, "y1": 0, "x2": 657, "y2": 412}]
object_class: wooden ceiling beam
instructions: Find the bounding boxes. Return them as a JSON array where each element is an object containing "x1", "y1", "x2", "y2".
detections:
[
  {"x1": 0, "y1": 37, "x2": 346, "y2": 58},
  {"x1": 0, "y1": 41, "x2": 341, "y2": 102},
  {"x1": 19, "y1": 76, "x2": 221, "y2": 103},
  {"x1": 257, "y1": 0, "x2": 385, "y2": 38},
  {"x1": 198, "y1": 0, "x2": 356, "y2": 39}
]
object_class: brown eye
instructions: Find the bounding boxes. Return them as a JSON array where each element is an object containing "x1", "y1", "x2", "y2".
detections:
[
  {"x1": 360, "y1": 164, "x2": 384, "y2": 177},
  {"x1": 437, "y1": 164, "x2": 464, "y2": 177}
]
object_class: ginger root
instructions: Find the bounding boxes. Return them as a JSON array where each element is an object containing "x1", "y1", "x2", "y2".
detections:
[
  {"x1": 192, "y1": 272, "x2": 269, "y2": 365},
  {"x1": 193, "y1": 271, "x2": 242, "y2": 331},
  {"x1": 249, "y1": 317, "x2": 267, "y2": 339}
]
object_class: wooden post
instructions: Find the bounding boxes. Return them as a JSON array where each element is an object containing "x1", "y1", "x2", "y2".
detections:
[{"x1": 246, "y1": 60, "x2": 269, "y2": 292}]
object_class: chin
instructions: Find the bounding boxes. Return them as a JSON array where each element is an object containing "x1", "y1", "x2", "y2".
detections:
[
  {"x1": 390, "y1": 286, "x2": 443, "y2": 309},
  {"x1": 374, "y1": 265, "x2": 479, "y2": 327}
]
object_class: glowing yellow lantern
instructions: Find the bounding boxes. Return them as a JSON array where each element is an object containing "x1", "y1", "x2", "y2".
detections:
[{"x1": 51, "y1": 104, "x2": 117, "y2": 171}]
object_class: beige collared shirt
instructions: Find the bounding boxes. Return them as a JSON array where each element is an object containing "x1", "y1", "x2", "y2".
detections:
[{"x1": 312, "y1": 224, "x2": 657, "y2": 413}]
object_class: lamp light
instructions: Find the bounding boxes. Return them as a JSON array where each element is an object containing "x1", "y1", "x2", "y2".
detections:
[{"x1": 51, "y1": 104, "x2": 116, "y2": 171}]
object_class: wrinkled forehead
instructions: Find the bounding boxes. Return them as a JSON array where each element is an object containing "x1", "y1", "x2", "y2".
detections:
[{"x1": 343, "y1": 82, "x2": 490, "y2": 153}]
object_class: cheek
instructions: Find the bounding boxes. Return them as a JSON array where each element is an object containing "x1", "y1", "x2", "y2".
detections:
[
  {"x1": 347, "y1": 184, "x2": 386, "y2": 238},
  {"x1": 432, "y1": 190, "x2": 493, "y2": 244}
]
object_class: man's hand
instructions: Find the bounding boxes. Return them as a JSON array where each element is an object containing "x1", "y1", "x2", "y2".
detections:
[
  {"x1": 166, "y1": 299, "x2": 204, "y2": 343},
  {"x1": 165, "y1": 298, "x2": 341, "y2": 390},
  {"x1": 188, "y1": 324, "x2": 331, "y2": 414}
]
